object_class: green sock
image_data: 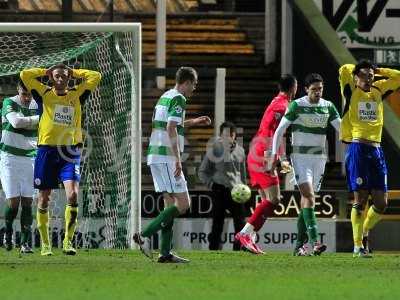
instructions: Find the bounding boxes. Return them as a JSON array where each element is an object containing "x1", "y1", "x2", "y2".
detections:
[
  {"x1": 142, "y1": 206, "x2": 180, "y2": 238},
  {"x1": 295, "y1": 210, "x2": 308, "y2": 248},
  {"x1": 20, "y1": 205, "x2": 33, "y2": 244},
  {"x1": 5, "y1": 205, "x2": 18, "y2": 235},
  {"x1": 160, "y1": 219, "x2": 174, "y2": 256},
  {"x1": 302, "y1": 208, "x2": 319, "y2": 245}
]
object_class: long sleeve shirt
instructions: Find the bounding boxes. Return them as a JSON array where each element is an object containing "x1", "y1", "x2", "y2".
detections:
[
  {"x1": 0, "y1": 95, "x2": 38, "y2": 158},
  {"x1": 20, "y1": 67, "x2": 101, "y2": 146},
  {"x1": 272, "y1": 96, "x2": 341, "y2": 157},
  {"x1": 198, "y1": 138, "x2": 247, "y2": 189},
  {"x1": 247, "y1": 92, "x2": 289, "y2": 171},
  {"x1": 339, "y1": 64, "x2": 400, "y2": 143}
]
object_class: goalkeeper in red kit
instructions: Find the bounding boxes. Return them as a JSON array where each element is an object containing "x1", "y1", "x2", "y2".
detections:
[{"x1": 235, "y1": 74, "x2": 297, "y2": 254}]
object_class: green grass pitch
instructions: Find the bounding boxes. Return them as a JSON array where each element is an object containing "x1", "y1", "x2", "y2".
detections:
[{"x1": 1, "y1": 249, "x2": 400, "y2": 300}]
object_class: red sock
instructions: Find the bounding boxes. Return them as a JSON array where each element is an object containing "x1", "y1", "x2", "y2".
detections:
[{"x1": 248, "y1": 199, "x2": 275, "y2": 232}]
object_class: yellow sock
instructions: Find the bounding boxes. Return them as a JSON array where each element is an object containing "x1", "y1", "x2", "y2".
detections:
[
  {"x1": 36, "y1": 209, "x2": 50, "y2": 246},
  {"x1": 363, "y1": 205, "x2": 383, "y2": 233},
  {"x1": 351, "y1": 205, "x2": 364, "y2": 248},
  {"x1": 363, "y1": 203, "x2": 369, "y2": 219},
  {"x1": 64, "y1": 205, "x2": 78, "y2": 242}
]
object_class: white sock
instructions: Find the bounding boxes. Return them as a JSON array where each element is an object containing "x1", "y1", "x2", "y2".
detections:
[
  {"x1": 240, "y1": 223, "x2": 254, "y2": 235},
  {"x1": 251, "y1": 232, "x2": 257, "y2": 243},
  {"x1": 353, "y1": 246, "x2": 361, "y2": 252}
]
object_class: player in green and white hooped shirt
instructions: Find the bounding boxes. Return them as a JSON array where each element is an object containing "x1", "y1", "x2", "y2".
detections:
[
  {"x1": 134, "y1": 67, "x2": 211, "y2": 263},
  {"x1": 0, "y1": 80, "x2": 39, "y2": 253},
  {"x1": 271, "y1": 73, "x2": 341, "y2": 256}
]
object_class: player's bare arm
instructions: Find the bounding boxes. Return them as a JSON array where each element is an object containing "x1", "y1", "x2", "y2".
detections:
[
  {"x1": 167, "y1": 120, "x2": 182, "y2": 177},
  {"x1": 184, "y1": 116, "x2": 212, "y2": 127}
]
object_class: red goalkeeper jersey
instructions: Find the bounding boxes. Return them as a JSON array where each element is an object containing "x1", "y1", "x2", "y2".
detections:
[{"x1": 248, "y1": 92, "x2": 289, "y2": 168}]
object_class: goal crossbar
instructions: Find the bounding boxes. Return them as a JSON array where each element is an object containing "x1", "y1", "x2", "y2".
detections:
[{"x1": 0, "y1": 23, "x2": 141, "y2": 32}]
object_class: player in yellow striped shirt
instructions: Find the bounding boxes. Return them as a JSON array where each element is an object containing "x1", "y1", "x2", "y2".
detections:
[
  {"x1": 339, "y1": 60, "x2": 400, "y2": 258},
  {"x1": 20, "y1": 64, "x2": 101, "y2": 256}
]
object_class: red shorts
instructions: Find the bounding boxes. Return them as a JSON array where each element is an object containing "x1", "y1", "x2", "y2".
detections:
[{"x1": 247, "y1": 156, "x2": 279, "y2": 189}]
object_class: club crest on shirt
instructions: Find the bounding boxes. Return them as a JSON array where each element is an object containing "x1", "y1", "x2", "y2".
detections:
[
  {"x1": 274, "y1": 112, "x2": 282, "y2": 120},
  {"x1": 175, "y1": 106, "x2": 183, "y2": 114}
]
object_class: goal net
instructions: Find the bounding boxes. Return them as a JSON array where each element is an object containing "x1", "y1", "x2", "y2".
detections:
[{"x1": 0, "y1": 23, "x2": 141, "y2": 249}]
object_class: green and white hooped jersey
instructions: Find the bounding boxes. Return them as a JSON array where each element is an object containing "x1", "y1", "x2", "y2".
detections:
[
  {"x1": 147, "y1": 89, "x2": 186, "y2": 164},
  {"x1": 284, "y1": 96, "x2": 340, "y2": 154},
  {"x1": 1, "y1": 96, "x2": 38, "y2": 158}
]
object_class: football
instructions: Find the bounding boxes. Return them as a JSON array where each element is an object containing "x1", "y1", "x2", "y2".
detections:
[{"x1": 231, "y1": 183, "x2": 252, "y2": 203}]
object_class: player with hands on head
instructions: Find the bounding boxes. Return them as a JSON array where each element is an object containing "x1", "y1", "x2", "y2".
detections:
[{"x1": 20, "y1": 63, "x2": 101, "y2": 256}]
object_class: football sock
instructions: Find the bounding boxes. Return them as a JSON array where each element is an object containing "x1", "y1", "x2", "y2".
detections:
[
  {"x1": 240, "y1": 223, "x2": 255, "y2": 235},
  {"x1": 248, "y1": 199, "x2": 274, "y2": 231},
  {"x1": 363, "y1": 204, "x2": 369, "y2": 218},
  {"x1": 142, "y1": 205, "x2": 180, "y2": 238},
  {"x1": 20, "y1": 205, "x2": 33, "y2": 244},
  {"x1": 160, "y1": 219, "x2": 174, "y2": 257},
  {"x1": 36, "y1": 208, "x2": 50, "y2": 246},
  {"x1": 295, "y1": 210, "x2": 308, "y2": 249},
  {"x1": 251, "y1": 232, "x2": 257, "y2": 243},
  {"x1": 363, "y1": 205, "x2": 383, "y2": 233},
  {"x1": 64, "y1": 204, "x2": 78, "y2": 243},
  {"x1": 302, "y1": 208, "x2": 318, "y2": 245},
  {"x1": 4, "y1": 204, "x2": 18, "y2": 237},
  {"x1": 351, "y1": 203, "x2": 364, "y2": 248}
]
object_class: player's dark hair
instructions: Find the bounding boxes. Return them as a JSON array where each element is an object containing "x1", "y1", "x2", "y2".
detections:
[
  {"x1": 219, "y1": 121, "x2": 237, "y2": 135},
  {"x1": 17, "y1": 79, "x2": 28, "y2": 91},
  {"x1": 353, "y1": 59, "x2": 377, "y2": 76},
  {"x1": 53, "y1": 63, "x2": 69, "y2": 70},
  {"x1": 278, "y1": 74, "x2": 297, "y2": 92},
  {"x1": 176, "y1": 67, "x2": 197, "y2": 85},
  {"x1": 304, "y1": 73, "x2": 324, "y2": 87}
]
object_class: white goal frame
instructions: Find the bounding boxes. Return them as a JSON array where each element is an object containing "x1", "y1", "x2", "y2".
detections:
[{"x1": 0, "y1": 23, "x2": 142, "y2": 249}]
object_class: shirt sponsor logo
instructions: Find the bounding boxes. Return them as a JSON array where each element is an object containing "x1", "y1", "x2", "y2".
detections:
[
  {"x1": 175, "y1": 106, "x2": 183, "y2": 114},
  {"x1": 358, "y1": 101, "x2": 377, "y2": 121},
  {"x1": 301, "y1": 114, "x2": 329, "y2": 127},
  {"x1": 53, "y1": 104, "x2": 74, "y2": 126}
]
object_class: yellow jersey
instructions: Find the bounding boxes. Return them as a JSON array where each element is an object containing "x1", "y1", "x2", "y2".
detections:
[
  {"x1": 339, "y1": 64, "x2": 400, "y2": 143},
  {"x1": 20, "y1": 68, "x2": 101, "y2": 146}
]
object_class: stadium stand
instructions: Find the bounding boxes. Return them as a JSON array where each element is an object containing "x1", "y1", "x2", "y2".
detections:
[{"x1": 9, "y1": 0, "x2": 198, "y2": 13}]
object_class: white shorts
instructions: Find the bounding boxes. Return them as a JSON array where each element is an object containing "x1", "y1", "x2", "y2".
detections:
[
  {"x1": 0, "y1": 154, "x2": 35, "y2": 199},
  {"x1": 290, "y1": 154, "x2": 326, "y2": 192},
  {"x1": 149, "y1": 163, "x2": 188, "y2": 194}
]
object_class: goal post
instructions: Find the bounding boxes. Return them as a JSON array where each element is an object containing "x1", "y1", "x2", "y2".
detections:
[{"x1": 0, "y1": 23, "x2": 142, "y2": 249}]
